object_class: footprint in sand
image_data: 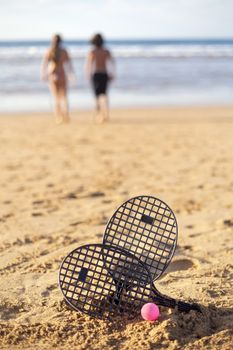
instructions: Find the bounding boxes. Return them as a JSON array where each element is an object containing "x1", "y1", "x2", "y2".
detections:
[
  {"x1": 41, "y1": 284, "x2": 57, "y2": 298},
  {"x1": 32, "y1": 200, "x2": 45, "y2": 205},
  {"x1": 223, "y1": 219, "x2": 233, "y2": 227},
  {"x1": 0, "y1": 213, "x2": 14, "y2": 222},
  {"x1": 0, "y1": 302, "x2": 26, "y2": 320},
  {"x1": 102, "y1": 199, "x2": 112, "y2": 204},
  {"x1": 3, "y1": 200, "x2": 12, "y2": 205},
  {"x1": 31, "y1": 212, "x2": 43, "y2": 217},
  {"x1": 163, "y1": 258, "x2": 196, "y2": 276},
  {"x1": 89, "y1": 191, "x2": 105, "y2": 198},
  {"x1": 95, "y1": 233, "x2": 103, "y2": 238},
  {"x1": 62, "y1": 192, "x2": 78, "y2": 200},
  {"x1": 41, "y1": 290, "x2": 50, "y2": 297}
]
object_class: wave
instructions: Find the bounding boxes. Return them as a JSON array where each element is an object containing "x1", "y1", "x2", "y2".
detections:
[{"x1": 0, "y1": 43, "x2": 233, "y2": 59}]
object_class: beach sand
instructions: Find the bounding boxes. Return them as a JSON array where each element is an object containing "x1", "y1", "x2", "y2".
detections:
[{"x1": 0, "y1": 106, "x2": 233, "y2": 349}]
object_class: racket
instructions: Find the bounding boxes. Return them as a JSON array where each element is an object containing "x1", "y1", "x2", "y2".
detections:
[
  {"x1": 59, "y1": 244, "x2": 200, "y2": 319},
  {"x1": 103, "y1": 195, "x2": 178, "y2": 280},
  {"x1": 59, "y1": 243, "x2": 153, "y2": 319},
  {"x1": 103, "y1": 195, "x2": 200, "y2": 312}
]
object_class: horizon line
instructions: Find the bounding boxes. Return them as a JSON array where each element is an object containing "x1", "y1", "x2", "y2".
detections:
[{"x1": 0, "y1": 36, "x2": 233, "y2": 42}]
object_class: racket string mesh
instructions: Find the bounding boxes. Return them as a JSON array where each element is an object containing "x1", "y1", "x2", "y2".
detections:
[
  {"x1": 59, "y1": 244, "x2": 152, "y2": 319},
  {"x1": 104, "y1": 196, "x2": 177, "y2": 280}
]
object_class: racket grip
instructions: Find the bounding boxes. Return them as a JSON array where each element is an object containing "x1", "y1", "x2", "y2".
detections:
[
  {"x1": 177, "y1": 300, "x2": 201, "y2": 313},
  {"x1": 153, "y1": 295, "x2": 201, "y2": 313}
]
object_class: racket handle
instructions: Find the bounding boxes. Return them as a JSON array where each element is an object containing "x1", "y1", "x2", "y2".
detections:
[
  {"x1": 177, "y1": 300, "x2": 201, "y2": 313},
  {"x1": 153, "y1": 294, "x2": 201, "y2": 313}
]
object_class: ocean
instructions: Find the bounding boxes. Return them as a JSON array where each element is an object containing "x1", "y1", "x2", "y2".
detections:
[{"x1": 0, "y1": 39, "x2": 233, "y2": 112}]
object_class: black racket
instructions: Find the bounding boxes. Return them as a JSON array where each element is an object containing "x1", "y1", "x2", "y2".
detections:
[
  {"x1": 103, "y1": 196, "x2": 178, "y2": 280},
  {"x1": 103, "y1": 196, "x2": 200, "y2": 312},
  {"x1": 59, "y1": 244, "x2": 200, "y2": 319},
  {"x1": 59, "y1": 243, "x2": 153, "y2": 319}
]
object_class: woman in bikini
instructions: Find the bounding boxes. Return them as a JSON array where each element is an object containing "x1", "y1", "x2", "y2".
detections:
[
  {"x1": 41, "y1": 34, "x2": 74, "y2": 124},
  {"x1": 85, "y1": 33, "x2": 115, "y2": 123}
]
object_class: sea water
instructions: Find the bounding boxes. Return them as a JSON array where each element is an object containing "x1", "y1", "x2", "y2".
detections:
[{"x1": 0, "y1": 39, "x2": 233, "y2": 112}]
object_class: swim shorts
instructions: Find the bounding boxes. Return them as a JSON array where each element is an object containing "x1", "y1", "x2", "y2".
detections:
[{"x1": 92, "y1": 72, "x2": 108, "y2": 96}]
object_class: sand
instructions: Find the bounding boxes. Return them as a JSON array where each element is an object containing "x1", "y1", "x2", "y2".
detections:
[{"x1": 0, "y1": 106, "x2": 233, "y2": 349}]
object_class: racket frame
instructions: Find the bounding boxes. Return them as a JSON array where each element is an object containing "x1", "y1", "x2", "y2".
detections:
[
  {"x1": 58, "y1": 243, "x2": 154, "y2": 318},
  {"x1": 103, "y1": 195, "x2": 178, "y2": 281}
]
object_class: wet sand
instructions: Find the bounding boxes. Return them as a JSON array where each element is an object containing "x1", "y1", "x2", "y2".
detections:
[{"x1": 0, "y1": 106, "x2": 233, "y2": 349}]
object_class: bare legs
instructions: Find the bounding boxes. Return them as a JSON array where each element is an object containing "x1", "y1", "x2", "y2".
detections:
[
  {"x1": 56, "y1": 89, "x2": 70, "y2": 124},
  {"x1": 50, "y1": 82, "x2": 70, "y2": 124},
  {"x1": 95, "y1": 94, "x2": 109, "y2": 123}
]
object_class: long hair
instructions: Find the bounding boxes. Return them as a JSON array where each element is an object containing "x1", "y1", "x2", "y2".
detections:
[{"x1": 49, "y1": 34, "x2": 62, "y2": 64}]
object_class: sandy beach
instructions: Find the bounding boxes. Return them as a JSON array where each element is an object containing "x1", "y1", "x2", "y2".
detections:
[{"x1": 0, "y1": 106, "x2": 233, "y2": 349}]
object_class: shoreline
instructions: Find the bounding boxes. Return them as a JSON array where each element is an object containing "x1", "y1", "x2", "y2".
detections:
[{"x1": 1, "y1": 105, "x2": 233, "y2": 120}]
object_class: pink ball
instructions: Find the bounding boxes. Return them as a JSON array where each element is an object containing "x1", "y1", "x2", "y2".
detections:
[{"x1": 141, "y1": 303, "x2": 160, "y2": 321}]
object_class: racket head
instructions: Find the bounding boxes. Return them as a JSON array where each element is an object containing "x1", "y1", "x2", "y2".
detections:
[
  {"x1": 103, "y1": 195, "x2": 178, "y2": 281},
  {"x1": 59, "y1": 243, "x2": 153, "y2": 319}
]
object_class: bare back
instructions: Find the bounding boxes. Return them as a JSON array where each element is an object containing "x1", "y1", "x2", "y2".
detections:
[
  {"x1": 47, "y1": 48, "x2": 69, "y2": 75},
  {"x1": 90, "y1": 48, "x2": 111, "y2": 73}
]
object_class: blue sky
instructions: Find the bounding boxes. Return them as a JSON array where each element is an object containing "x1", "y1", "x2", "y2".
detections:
[{"x1": 1, "y1": 0, "x2": 233, "y2": 39}]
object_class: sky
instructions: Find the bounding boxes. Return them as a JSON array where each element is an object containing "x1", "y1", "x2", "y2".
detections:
[{"x1": 0, "y1": 0, "x2": 233, "y2": 40}]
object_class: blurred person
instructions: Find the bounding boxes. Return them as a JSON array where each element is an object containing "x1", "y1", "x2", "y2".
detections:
[
  {"x1": 85, "y1": 33, "x2": 115, "y2": 123},
  {"x1": 41, "y1": 34, "x2": 75, "y2": 124}
]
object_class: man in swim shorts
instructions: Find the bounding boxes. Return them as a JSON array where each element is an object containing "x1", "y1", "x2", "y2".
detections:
[{"x1": 85, "y1": 33, "x2": 115, "y2": 123}]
